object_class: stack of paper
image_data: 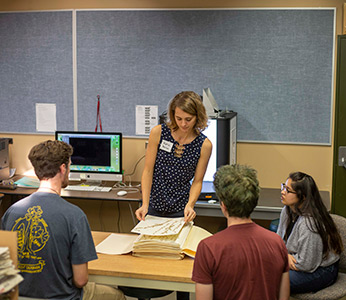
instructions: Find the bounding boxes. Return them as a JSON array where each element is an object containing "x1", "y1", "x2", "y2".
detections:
[
  {"x1": 131, "y1": 215, "x2": 212, "y2": 260},
  {"x1": 96, "y1": 234, "x2": 138, "y2": 255},
  {"x1": 0, "y1": 247, "x2": 23, "y2": 296},
  {"x1": 14, "y1": 176, "x2": 40, "y2": 188}
]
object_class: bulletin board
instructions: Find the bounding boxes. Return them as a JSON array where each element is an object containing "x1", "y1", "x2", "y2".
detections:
[
  {"x1": 0, "y1": 9, "x2": 335, "y2": 144},
  {"x1": 0, "y1": 11, "x2": 74, "y2": 133}
]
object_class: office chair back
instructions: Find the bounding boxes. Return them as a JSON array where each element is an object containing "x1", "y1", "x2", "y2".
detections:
[
  {"x1": 118, "y1": 286, "x2": 173, "y2": 300},
  {"x1": 291, "y1": 213, "x2": 346, "y2": 300}
]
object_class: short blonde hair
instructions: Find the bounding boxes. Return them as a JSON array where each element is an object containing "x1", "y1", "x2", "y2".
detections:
[{"x1": 167, "y1": 91, "x2": 208, "y2": 134}]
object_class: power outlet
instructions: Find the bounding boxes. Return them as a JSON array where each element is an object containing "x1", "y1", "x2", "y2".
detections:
[{"x1": 338, "y1": 146, "x2": 346, "y2": 167}]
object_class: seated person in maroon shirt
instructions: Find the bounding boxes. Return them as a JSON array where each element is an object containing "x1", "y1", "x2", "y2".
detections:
[{"x1": 192, "y1": 164, "x2": 290, "y2": 300}]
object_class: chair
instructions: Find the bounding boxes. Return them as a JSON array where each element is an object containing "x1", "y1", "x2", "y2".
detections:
[
  {"x1": 118, "y1": 286, "x2": 173, "y2": 300},
  {"x1": 291, "y1": 214, "x2": 346, "y2": 300},
  {"x1": 0, "y1": 193, "x2": 4, "y2": 212}
]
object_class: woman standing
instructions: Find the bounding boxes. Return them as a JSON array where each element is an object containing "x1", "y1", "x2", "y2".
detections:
[
  {"x1": 277, "y1": 172, "x2": 343, "y2": 294},
  {"x1": 135, "y1": 91, "x2": 212, "y2": 223}
]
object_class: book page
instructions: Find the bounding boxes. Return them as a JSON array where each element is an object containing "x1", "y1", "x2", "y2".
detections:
[
  {"x1": 175, "y1": 222, "x2": 193, "y2": 248},
  {"x1": 182, "y1": 226, "x2": 212, "y2": 258},
  {"x1": 131, "y1": 215, "x2": 187, "y2": 236},
  {"x1": 96, "y1": 233, "x2": 138, "y2": 255}
]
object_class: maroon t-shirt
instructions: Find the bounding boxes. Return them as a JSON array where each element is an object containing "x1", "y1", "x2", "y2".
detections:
[{"x1": 192, "y1": 223, "x2": 289, "y2": 300}]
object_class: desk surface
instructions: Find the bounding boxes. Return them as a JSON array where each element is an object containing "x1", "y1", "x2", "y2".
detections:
[
  {"x1": 89, "y1": 231, "x2": 195, "y2": 292},
  {"x1": 0, "y1": 176, "x2": 141, "y2": 202},
  {"x1": 195, "y1": 188, "x2": 330, "y2": 220},
  {"x1": 0, "y1": 176, "x2": 330, "y2": 220}
]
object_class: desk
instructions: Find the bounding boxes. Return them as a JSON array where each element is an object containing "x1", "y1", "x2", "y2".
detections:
[
  {"x1": 0, "y1": 176, "x2": 142, "y2": 202},
  {"x1": 89, "y1": 231, "x2": 195, "y2": 292},
  {"x1": 195, "y1": 188, "x2": 284, "y2": 220},
  {"x1": 195, "y1": 189, "x2": 331, "y2": 220},
  {"x1": 0, "y1": 177, "x2": 330, "y2": 221}
]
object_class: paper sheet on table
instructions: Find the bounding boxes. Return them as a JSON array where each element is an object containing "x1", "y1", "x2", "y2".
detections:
[
  {"x1": 131, "y1": 215, "x2": 186, "y2": 236},
  {"x1": 14, "y1": 176, "x2": 40, "y2": 188},
  {"x1": 95, "y1": 234, "x2": 138, "y2": 255}
]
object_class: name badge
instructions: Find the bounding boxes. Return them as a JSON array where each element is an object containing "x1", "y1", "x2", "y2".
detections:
[{"x1": 160, "y1": 140, "x2": 173, "y2": 152}]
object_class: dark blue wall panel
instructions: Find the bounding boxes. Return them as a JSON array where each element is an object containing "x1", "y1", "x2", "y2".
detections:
[
  {"x1": 76, "y1": 9, "x2": 334, "y2": 143},
  {"x1": 0, "y1": 11, "x2": 73, "y2": 133},
  {"x1": 0, "y1": 9, "x2": 334, "y2": 144}
]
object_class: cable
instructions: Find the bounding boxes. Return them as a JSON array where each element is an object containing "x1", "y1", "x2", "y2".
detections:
[
  {"x1": 98, "y1": 201, "x2": 104, "y2": 231},
  {"x1": 112, "y1": 154, "x2": 144, "y2": 187},
  {"x1": 112, "y1": 181, "x2": 140, "y2": 193},
  {"x1": 125, "y1": 155, "x2": 145, "y2": 176},
  {"x1": 117, "y1": 201, "x2": 121, "y2": 232},
  {"x1": 95, "y1": 95, "x2": 102, "y2": 132},
  {"x1": 128, "y1": 202, "x2": 137, "y2": 226}
]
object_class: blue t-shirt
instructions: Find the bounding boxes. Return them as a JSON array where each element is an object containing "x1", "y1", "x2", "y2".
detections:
[
  {"x1": 149, "y1": 123, "x2": 206, "y2": 213},
  {"x1": 1, "y1": 192, "x2": 97, "y2": 299}
]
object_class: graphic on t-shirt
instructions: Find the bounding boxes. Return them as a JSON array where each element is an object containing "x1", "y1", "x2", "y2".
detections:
[{"x1": 11, "y1": 206, "x2": 50, "y2": 273}]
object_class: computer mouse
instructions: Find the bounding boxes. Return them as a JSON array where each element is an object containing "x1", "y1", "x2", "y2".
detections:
[
  {"x1": 208, "y1": 199, "x2": 217, "y2": 204},
  {"x1": 117, "y1": 190, "x2": 127, "y2": 196}
]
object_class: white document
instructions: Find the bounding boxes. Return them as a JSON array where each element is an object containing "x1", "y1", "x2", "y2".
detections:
[
  {"x1": 136, "y1": 105, "x2": 158, "y2": 135},
  {"x1": 131, "y1": 215, "x2": 187, "y2": 236},
  {"x1": 36, "y1": 103, "x2": 57, "y2": 132},
  {"x1": 0, "y1": 247, "x2": 9, "y2": 257},
  {"x1": 95, "y1": 233, "x2": 138, "y2": 255}
]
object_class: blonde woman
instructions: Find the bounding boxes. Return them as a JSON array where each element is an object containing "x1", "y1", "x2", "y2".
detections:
[{"x1": 135, "y1": 91, "x2": 212, "y2": 223}]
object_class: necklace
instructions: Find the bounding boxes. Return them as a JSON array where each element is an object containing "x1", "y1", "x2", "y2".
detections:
[
  {"x1": 174, "y1": 143, "x2": 185, "y2": 158},
  {"x1": 173, "y1": 133, "x2": 190, "y2": 158},
  {"x1": 38, "y1": 187, "x2": 60, "y2": 195}
]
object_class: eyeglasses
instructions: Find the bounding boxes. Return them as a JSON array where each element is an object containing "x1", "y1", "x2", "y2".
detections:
[{"x1": 281, "y1": 183, "x2": 297, "y2": 194}]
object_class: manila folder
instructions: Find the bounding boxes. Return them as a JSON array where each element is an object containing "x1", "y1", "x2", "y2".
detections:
[{"x1": 182, "y1": 226, "x2": 212, "y2": 258}]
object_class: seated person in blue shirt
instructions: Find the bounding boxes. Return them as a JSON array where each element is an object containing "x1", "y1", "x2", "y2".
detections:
[
  {"x1": 277, "y1": 172, "x2": 343, "y2": 294},
  {"x1": 1, "y1": 140, "x2": 125, "y2": 300}
]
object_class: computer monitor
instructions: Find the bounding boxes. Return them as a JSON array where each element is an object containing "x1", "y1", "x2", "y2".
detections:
[
  {"x1": 199, "y1": 115, "x2": 237, "y2": 200},
  {"x1": 55, "y1": 131, "x2": 122, "y2": 183},
  {"x1": 203, "y1": 119, "x2": 217, "y2": 182}
]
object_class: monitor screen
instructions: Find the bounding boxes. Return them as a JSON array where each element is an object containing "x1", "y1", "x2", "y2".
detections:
[
  {"x1": 55, "y1": 131, "x2": 122, "y2": 182},
  {"x1": 198, "y1": 119, "x2": 217, "y2": 199},
  {"x1": 203, "y1": 119, "x2": 217, "y2": 182}
]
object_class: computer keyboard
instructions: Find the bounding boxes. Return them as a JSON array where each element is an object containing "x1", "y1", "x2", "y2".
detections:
[{"x1": 64, "y1": 185, "x2": 112, "y2": 192}]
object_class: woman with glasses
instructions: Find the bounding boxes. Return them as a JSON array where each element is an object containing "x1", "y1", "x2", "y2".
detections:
[{"x1": 277, "y1": 172, "x2": 343, "y2": 294}]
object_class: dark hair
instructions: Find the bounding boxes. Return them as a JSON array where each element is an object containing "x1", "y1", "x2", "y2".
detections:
[
  {"x1": 286, "y1": 171, "x2": 343, "y2": 257},
  {"x1": 28, "y1": 140, "x2": 73, "y2": 180},
  {"x1": 213, "y1": 164, "x2": 260, "y2": 218},
  {"x1": 167, "y1": 91, "x2": 208, "y2": 134}
]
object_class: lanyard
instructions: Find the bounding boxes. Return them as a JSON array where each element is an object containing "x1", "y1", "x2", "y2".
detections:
[{"x1": 95, "y1": 95, "x2": 103, "y2": 132}]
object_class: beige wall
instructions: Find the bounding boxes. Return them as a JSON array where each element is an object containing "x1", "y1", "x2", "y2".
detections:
[
  {"x1": 0, "y1": 134, "x2": 333, "y2": 192},
  {"x1": 1, "y1": 0, "x2": 343, "y2": 231},
  {"x1": 0, "y1": 133, "x2": 148, "y2": 182}
]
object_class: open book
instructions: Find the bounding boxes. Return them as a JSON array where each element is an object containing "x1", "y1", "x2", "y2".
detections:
[{"x1": 131, "y1": 215, "x2": 212, "y2": 260}]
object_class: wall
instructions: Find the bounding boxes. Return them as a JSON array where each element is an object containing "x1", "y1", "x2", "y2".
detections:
[{"x1": 1, "y1": 0, "x2": 344, "y2": 232}]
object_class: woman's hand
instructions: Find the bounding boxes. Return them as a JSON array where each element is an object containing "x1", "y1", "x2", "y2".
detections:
[
  {"x1": 184, "y1": 205, "x2": 196, "y2": 223},
  {"x1": 288, "y1": 254, "x2": 298, "y2": 271},
  {"x1": 135, "y1": 205, "x2": 148, "y2": 221}
]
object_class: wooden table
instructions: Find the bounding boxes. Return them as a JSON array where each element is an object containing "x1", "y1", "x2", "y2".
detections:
[{"x1": 89, "y1": 231, "x2": 195, "y2": 292}]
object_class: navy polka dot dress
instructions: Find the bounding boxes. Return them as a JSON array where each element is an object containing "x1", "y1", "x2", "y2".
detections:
[{"x1": 149, "y1": 123, "x2": 206, "y2": 214}]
